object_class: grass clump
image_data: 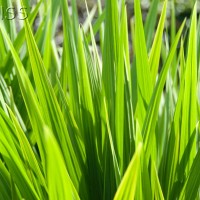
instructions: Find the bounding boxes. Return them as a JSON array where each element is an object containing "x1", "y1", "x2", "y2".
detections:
[{"x1": 0, "y1": 0, "x2": 200, "y2": 199}]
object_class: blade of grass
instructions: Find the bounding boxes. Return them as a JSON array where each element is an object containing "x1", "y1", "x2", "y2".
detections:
[
  {"x1": 143, "y1": 21, "x2": 185, "y2": 160},
  {"x1": 149, "y1": 0, "x2": 167, "y2": 86},
  {"x1": 144, "y1": 0, "x2": 159, "y2": 50},
  {"x1": 179, "y1": 2, "x2": 197, "y2": 175},
  {"x1": 44, "y1": 126, "x2": 80, "y2": 200},
  {"x1": 114, "y1": 143, "x2": 142, "y2": 200}
]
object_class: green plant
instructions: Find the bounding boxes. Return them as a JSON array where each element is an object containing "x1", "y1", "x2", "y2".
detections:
[{"x1": 0, "y1": 0, "x2": 200, "y2": 199}]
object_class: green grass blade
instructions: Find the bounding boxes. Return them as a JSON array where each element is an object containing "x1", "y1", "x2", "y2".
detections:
[
  {"x1": 45, "y1": 126, "x2": 80, "y2": 200},
  {"x1": 134, "y1": 0, "x2": 152, "y2": 104},
  {"x1": 149, "y1": 0, "x2": 167, "y2": 86},
  {"x1": 60, "y1": 0, "x2": 80, "y2": 121},
  {"x1": 134, "y1": 0, "x2": 152, "y2": 129},
  {"x1": 0, "y1": 160, "x2": 12, "y2": 200},
  {"x1": 179, "y1": 148, "x2": 200, "y2": 200},
  {"x1": 114, "y1": 143, "x2": 142, "y2": 200},
  {"x1": 115, "y1": 3, "x2": 126, "y2": 174},
  {"x1": 143, "y1": 21, "x2": 185, "y2": 160},
  {"x1": 8, "y1": 107, "x2": 47, "y2": 192},
  {"x1": 151, "y1": 161, "x2": 164, "y2": 200},
  {"x1": 179, "y1": 3, "x2": 197, "y2": 175},
  {"x1": 144, "y1": 0, "x2": 159, "y2": 50}
]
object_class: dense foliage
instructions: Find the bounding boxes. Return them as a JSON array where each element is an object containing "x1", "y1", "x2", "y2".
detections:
[{"x1": 0, "y1": 0, "x2": 200, "y2": 199}]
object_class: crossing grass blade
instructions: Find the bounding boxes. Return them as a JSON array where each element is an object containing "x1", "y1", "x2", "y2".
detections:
[
  {"x1": 114, "y1": 143, "x2": 143, "y2": 200},
  {"x1": 151, "y1": 161, "x2": 164, "y2": 200},
  {"x1": 8, "y1": 107, "x2": 47, "y2": 192},
  {"x1": 143, "y1": 20, "x2": 185, "y2": 160}
]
